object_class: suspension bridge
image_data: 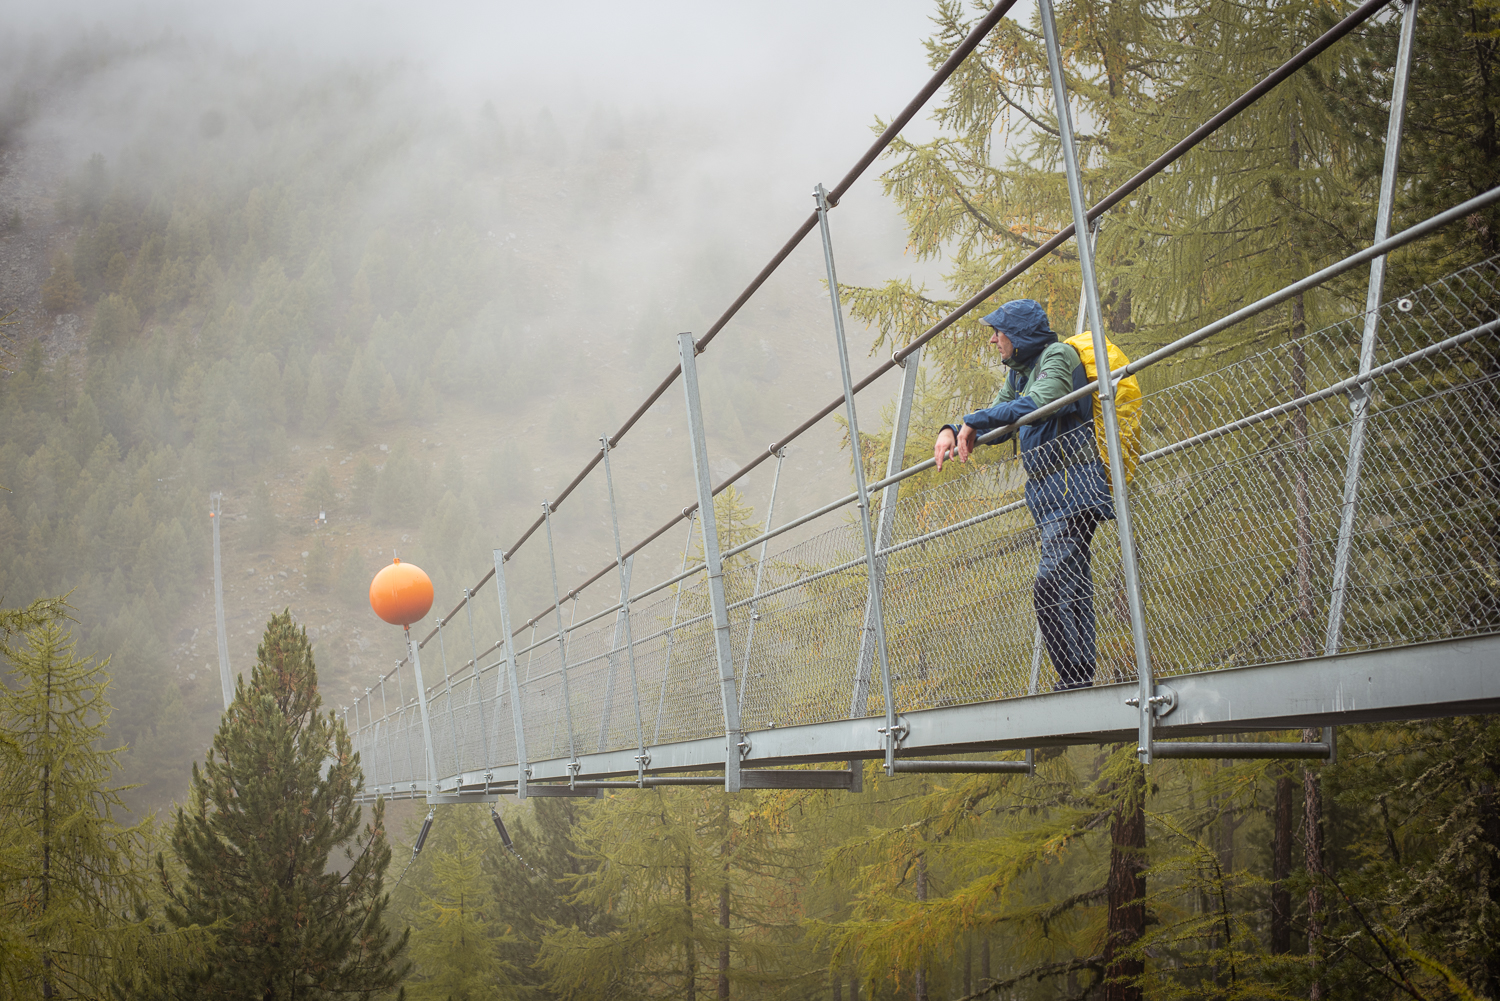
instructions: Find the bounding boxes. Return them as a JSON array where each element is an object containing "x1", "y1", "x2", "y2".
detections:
[{"x1": 331, "y1": 0, "x2": 1500, "y2": 801}]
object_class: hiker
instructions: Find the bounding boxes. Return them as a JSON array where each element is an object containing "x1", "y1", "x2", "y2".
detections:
[{"x1": 933, "y1": 299, "x2": 1118, "y2": 690}]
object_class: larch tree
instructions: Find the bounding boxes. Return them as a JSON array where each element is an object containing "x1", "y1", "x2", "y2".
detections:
[
  {"x1": 536, "y1": 785, "x2": 797, "y2": 1001},
  {"x1": 399, "y1": 805, "x2": 517, "y2": 1001},
  {"x1": 0, "y1": 600, "x2": 207, "y2": 998},
  {"x1": 154, "y1": 610, "x2": 410, "y2": 1000}
]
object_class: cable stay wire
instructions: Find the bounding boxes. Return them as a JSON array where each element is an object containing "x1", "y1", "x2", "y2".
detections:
[{"x1": 382, "y1": 0, "x2": 1396, "y2": 682}]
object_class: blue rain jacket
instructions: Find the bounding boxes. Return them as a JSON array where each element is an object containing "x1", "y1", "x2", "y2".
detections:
[{"x1": 948, "y1": 299, "x2": 1115, "y2": 525}]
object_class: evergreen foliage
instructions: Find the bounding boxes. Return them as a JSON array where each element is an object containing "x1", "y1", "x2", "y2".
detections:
[
  {"x1": 154, "y1": 610, "x2": 409, "y2": 999},
  {"x1": 0, "y1": 599, "x2": 208, "y2": 998},
  {"x1": 398, "y1": 806, "x2": 516, "y2": 1001}
]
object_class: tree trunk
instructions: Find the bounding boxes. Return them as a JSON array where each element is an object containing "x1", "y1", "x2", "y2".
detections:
[
  {"x1": 1104, "y1": 756, "x2": 1147, "y2": 1001},
  {"x1": 718, "y1": 880, "x2": 730, "y2": 999},
  {"x1": 718, "y1": 798, "x2": 731, "y2": 999},
  {"x1": 685, "y1": 855, "x2": 696, "y2": 1001},
  {"x1": 980, "y1": 934, "x2": 990, "y2": 989},
  {"x1": 1271, "y1": 767, "x2": 1294, "y2": 954},
  {"x1": 1303, "y1": 736, "x2": 1325, "y2": 1001},
  {"x1": 833, "y1": 970, "x2": 843, "y2": 1001},
  {"x1": 914, "y1": 855, "x2": 928, "y2": 1001},
  {"x1": 964, "y1": 931, "x2": 973, "y2": 996}
]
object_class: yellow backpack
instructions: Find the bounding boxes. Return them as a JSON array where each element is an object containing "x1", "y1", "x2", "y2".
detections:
[{"x1": 1064, "y1": 332, "x2": 1143, "y2": 484}]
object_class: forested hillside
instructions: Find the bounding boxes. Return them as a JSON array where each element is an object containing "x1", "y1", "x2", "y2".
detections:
[
  {"x1": 1, "y1": 0, "x2": 1498, "y2": 998},
  {"x1": 0, "y1": 31, "x2": 896, "y2": 809}
]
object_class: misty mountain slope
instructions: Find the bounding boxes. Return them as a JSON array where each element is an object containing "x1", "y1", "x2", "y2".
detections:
[{"x1": 0, "y1": 35, "x2": 901, "y2": 811}]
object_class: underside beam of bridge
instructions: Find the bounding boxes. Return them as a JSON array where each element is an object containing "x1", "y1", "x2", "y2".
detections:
[{"x1": 416, "y1": 634, "x2": 1499, "y2": 802}]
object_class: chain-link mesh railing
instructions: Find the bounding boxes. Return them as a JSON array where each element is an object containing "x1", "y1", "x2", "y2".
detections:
[{"x1": 350, "y1": 256, "x2": 1500, "y2": 793}]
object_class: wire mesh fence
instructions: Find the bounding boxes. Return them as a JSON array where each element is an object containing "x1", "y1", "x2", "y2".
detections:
[{"x1": 350, "y1": 256, "x2": 1500, "y2": 791}]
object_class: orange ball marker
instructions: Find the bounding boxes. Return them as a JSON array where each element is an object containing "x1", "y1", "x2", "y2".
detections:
[{"x1": 369, "y1": 558, "x2": 435, "y2": 627}]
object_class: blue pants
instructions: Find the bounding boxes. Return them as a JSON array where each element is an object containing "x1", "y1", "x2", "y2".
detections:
[{"x1": 1034, "y1": 512, "x2": 1100, "y2": 690}]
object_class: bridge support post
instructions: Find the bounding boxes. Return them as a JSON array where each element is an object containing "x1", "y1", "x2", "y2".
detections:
[
  {"x1": 405, "y1": 627, "x2": 440, "y2": 795},
  {"x1": 851, "y1": 345, "x2": 921, "y2": 719},
  {"x1": 652, "y1": 512, "x2": 697, "y2": 745},
  {"x1": 541, "y1": 502, "x2": 583, "y2": 788},
  {"x1": 492, "y1": 548, "x2": 530, "y2": 800},
  {"x1": 740, "y1": 446, "x2": 787, "y2": 718},
  {"x1": 359, "y1": 690, "x2": 377, "y2": 791},
  {"x1": 600, "y1": 433, "x2": 650, "y2": 786},
  {"x1": 814, "y1": 184, "x2": 900, "y2": 775},
  {"x1": 464, "y1": 589, "x2": 490, "y2": 774},
  {"x1": 1039, "y1": 0, "x2": 1160, "y2": 763},
  {"x1": 435, "y1": 618, "x2": 463, "y2": 777},
  {"x1": 678, "y1": 331, "x2": 745, "y2": 793},
  {"x1": 1325, "y1": 0, "x2": 1420, "y2": 657}
]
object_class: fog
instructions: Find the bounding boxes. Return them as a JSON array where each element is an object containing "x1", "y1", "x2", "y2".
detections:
[{"x1": 1, "y1": 0, "x2": 967, "y2": 808}]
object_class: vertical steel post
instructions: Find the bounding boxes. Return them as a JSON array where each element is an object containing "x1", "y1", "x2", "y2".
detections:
[
  {"x1": 395, "y1": 661, "x2": 417, "y2": 792},
  {"x1": 850, "y1": 345, "x2": 921, "y2": 718},
  {"x1": 600, "y1": 434, "x2": 650, "y2": 783},
  {"x1": 595, "y1": 556, "x2": 633, "y2": 748},
  {"x1": 492, "y1": 549, "x2": 530, "y2": 799},
  {"x1": 1325, "y1": 0, "x2": 1419, "y2": 657},
  {"x1": 739, "y1": 447, "x2": 787, "y2": 711},
  {"x1": 1026, "y1": 223, "x2": 1096, "y2": 697},
  {"x1": 209, "y1": 492, "x2": 233, "y2": 709},
  {"x1": 542, "y1": 502, "x2": 582, "y2": 785},
  {"x1": 1038, "y1": 0, "x2": 1158, "y2": 763},
  {"x1": 677, "y1": 332, "x2": 744, "y2": 793},
  {"x1": 815, "y1": 184, "x2": 900, "y2": 774},
  {"x1": 464, "y1": 589, "x2": 490, "y2": 771},
  {"x1": 406, "y1": 630, "x2": 440, "y2": 794},
  {"x1": 435, "y1": 617, "x2": 462, "y2": 777},
  {"x1": 653, "y1": 513, "x2": 697, "y2": 744},
  {"x1": 379, "y1": 679, "x2": 396, "y2": 795},
  {"x1": 362, "y1": 688, "x2": 378, "y2": 791}
]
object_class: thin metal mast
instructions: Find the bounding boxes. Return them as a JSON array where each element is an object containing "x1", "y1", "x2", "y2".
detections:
[{"x1": 209, "y1": 492, "x2": 233, "y2": 709}]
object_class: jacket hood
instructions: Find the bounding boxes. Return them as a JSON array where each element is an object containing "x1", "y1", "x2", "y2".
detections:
[{"x1": 981, "y1": 299, "x2": 1057, "y2": 370}]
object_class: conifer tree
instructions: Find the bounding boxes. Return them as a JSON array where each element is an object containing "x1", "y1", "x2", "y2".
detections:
[
  {"x1": 155, "y1": 610, "x2": 409, "y2": 1000},
  {"x1": 399, "y1": 805, "x2": 516, "y2": 1001},
  {"x1": 41, "y1": 253, "x2": 84, "y2": 315},
  {"x1": 0, "y1": 601, "x2": 206, "y2": 998},
  {"x1": 486, "y1": 798, "x2": 610, "y2": 999}
]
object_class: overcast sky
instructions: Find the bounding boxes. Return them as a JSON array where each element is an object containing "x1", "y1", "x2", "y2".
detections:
[
  {"x1": 10, "y1": 1, "x2": 951, "y2": 180},
  {"x1": 7, "y1": 0, "x2": 977, "y2": 295}
]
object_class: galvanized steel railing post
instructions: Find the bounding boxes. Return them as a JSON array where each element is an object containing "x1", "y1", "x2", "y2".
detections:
[
  {"x1": 850, "y1": 345, "x2": 921, "y2": 717},
  {"x1": 1038, "y1": 0, "x2": 1159, "y2": 763},
  {"x1": 653, "y1": 513, "x2": 697, "y2": 744},
  {"x1": 1024, "y1": 225, "x2": 1094, "y2": 698},
  {"x1": 740, "y1": 446, "x2": 787, "y2": 713},
  {"x1": 405, "y1": 628, "x2": 440, "y2": 794},
  {"x1": 542, "y1": 501, "x2": 583, "y2": 786},
  {"x1": 595, "y1": 556, "x2": 632, "y2": 747},
  {"x1": 814, "y1": 184, "x2": 900, "y2": 775},
  {"x1": 464, "y1": 589, "x2": 490, "y2": 771},
  {"x1": 600, "y1": 434, "x2": 650, "y2": 784},
  {"x1": 492, "y1": 549, "x2": 530, "y2": 799},
  {"x1": 395, "y1": 661, "x2": 416, "y2": 793},
  {"x1": 362, "y1": 688, "x2": 378, "y2": 791},
  {"x1": 677, "y1": 331, "x2": 745, "y2": 793},
  {"x1": 435, "y1": 617, "x2": 462, "y2": 777},
  {"x1": 379, "y1": 678, "x2": 397, "y2": 796},
  {"x1": 1325, "y1": 0, "x2": 1420, "y2": 657}
]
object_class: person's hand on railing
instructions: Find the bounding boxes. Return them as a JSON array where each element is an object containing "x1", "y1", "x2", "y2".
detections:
[{"x1": 933, "y1": 424, "x2": 977, "y2": 471}]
